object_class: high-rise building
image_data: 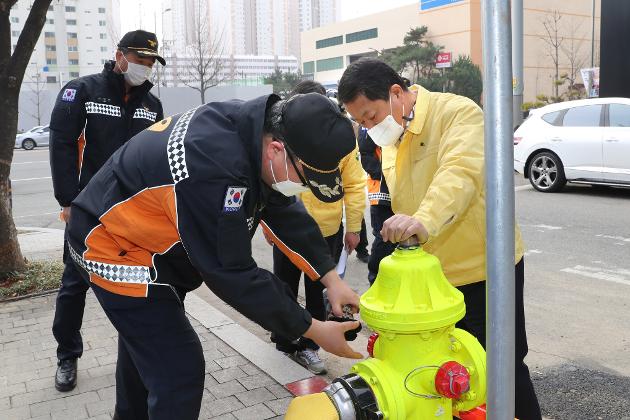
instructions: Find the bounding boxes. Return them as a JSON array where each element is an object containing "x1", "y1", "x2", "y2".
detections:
[
  {"x1": 9, "y1": 0, "x2": 121, "y2": 87},
  {"x1": 163, "y1": 0, "x2": 339, "y2": 59}
]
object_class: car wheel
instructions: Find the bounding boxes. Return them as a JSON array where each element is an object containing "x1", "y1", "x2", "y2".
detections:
[
  {"x1": 528, "y1": 151, "x2": 566, "y2": 192},
  {"x1": 22, "y1": 138, "x2": 36, "y2": 150}
]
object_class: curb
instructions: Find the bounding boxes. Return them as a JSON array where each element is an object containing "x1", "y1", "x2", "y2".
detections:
[
  {"x1": 0, "y1": 287, "x2": 59, "y2": 303},
  {"x1": 185, "y1": 293, "x2": 321, "y2": 392}
]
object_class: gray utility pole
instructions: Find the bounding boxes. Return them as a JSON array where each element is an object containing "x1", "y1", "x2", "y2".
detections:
[
  {"x1": 482, "y1": 0, "x2": 516, "y2": 418},
  {"x1": 591, "y1": 0, "x2": 596, "y2": 67},
  {"x1": 512, "y1": 0, "x2": 524, "y2": 129}
]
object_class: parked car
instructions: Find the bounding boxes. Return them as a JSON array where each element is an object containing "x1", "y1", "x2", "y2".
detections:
[
  {"x1": 15, "y1": 124, "x2": 50, "y2": 150},
  {"x1": 514, "y1": 98, "x2": 630, "y2": 192}
]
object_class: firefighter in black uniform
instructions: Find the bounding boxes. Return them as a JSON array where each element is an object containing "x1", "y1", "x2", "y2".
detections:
[
  {"x1": 65, "y1": 93, "x2": 362, "y2": 419},
  {"x1": 49, "y1": 30, "x2": 165, "y2": 392}
]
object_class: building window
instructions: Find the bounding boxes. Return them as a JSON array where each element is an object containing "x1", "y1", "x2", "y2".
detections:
[
  {"x1": 46, "y1": 58, "x2": 57, "y2": 65},
  {"x1": 68, "y1": 32, "x2": 78, "y2": 38},
  {"x1": 47, "y1": 76, "x2": 57, "y2": 83},
  {"x1": 68, "y1": 46, "x2": 78, "y2": 52},
  {"x1": 69, "y1": 72, "x2": 79, "y2": 78},
  {"x1": 100, "y1": 46, "x2": 108, "y2": 52},
  {"x1": 316, "y1": 35, "x2": 343, "y2": 49},
  {"x1": 346, "y1": 28, "x2": 378, "y2": 43},
  {"x1": 99, "y1": 20, "x2": 106, "y2": 26},
  {"x1": 65, "y1": 6, "x2": 76, "y2": 12},
  {"x1": 45, "y1": 31, "x2": 55, "y2": 38},
  {"x1": 99, "y1": 33, "x2": 107, "y2": 39},
  {"x1": 10, "y1": 16, "x2": 19, "y2": 23},
  {"x1": 12, "y1": 30, "x2": 20, "y2": 37},
  {"x1": 66, "y1": 19, "x2": 77, "y2": 25},
  {"x1": 98, "y1": 7, "x2": 106, "y2": 13},
  {"x1": 69, "y1": 59, "x2": 79, "y2": 65},
  {"x1": 303, "y1": 61, "x2": 314, "y2": 74},
  {"x1": 316, "y1": 56, "x2": 344, "y2": 72},
  {"x1": 48, "y1": 5, "x2": 54, "y2": 11},
  {"x1": 45, "y1": 45, "x2": 56, "y2": 51},
  {"x1": 47, "y1": 18, "x2": 54, "y2": 24}
]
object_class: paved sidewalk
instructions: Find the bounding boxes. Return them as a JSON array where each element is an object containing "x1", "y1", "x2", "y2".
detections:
[{"x1": 2, "y1": 227, "x2": 323, "y2": 419}]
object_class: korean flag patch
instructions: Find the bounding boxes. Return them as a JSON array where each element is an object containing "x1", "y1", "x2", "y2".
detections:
[
  {"x1": 223, "y1": 187, "x2": 247, "y2": 212},
  {"x1": 61, "y1": 88, "x2": 77, "y2": 102}
]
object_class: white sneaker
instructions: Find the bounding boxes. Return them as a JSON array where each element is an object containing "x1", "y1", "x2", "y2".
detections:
[{"x1": 295, "y1": 349, "x2": 327, "y2": 375}]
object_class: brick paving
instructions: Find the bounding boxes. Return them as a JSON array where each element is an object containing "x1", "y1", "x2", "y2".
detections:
[{"x1": 0, "y1": 292, "x2": 290, "y2": 419}]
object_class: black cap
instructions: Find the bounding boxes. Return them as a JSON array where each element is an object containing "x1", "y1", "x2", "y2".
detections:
[
  {"x1": 281, "y1": 93, "x2": 356, "y2": 203},
  {"x1": 118, "y1": 30, "x2": 166, "y2": 66}
]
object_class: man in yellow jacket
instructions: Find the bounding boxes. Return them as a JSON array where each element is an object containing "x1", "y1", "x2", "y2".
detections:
[
  {"x1": 338, "y1": 58, "x2": 541, "y2": 420},
  {"x1": 270, "y1": 81, "x2": 366, "y2": 374}
]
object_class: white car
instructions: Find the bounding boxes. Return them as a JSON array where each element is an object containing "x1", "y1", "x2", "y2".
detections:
[
  {"x1": 514, "y1": 98, "x2": 630, "y2": 192},
  {"x1": 15, "y1": 124, "x2": 50, "y2": 150}
]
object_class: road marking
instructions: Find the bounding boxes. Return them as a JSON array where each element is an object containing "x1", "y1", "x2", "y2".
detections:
[
  {"x1": 521, "y1": 224, "x2": 563, "y2": 231},
  {"x1": 561, "y1": 265, "x2": 630, "y2": 287},
  {"x1": 13, "y1": 212, "x2": 59, "y2": 219},
  {"x1": 11, "y1": 160, "x2": 48, "y2": 165},
  {"x1": 596, "y1": 234, "x2": 630, "y2": 243},
  {"x1": 11, "y1": 176, "x2": 52, "y2": 182},
  {"x1": 524, "y1": 249, "x2": 542, "y2": 257},
  {"x1": 515, "y1": 184, "x2": 533, "y2": 191}
]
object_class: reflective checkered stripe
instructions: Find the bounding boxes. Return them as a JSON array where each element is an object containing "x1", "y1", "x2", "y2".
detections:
[
  {"x1": 368, "y1": 192, "x2": 391, "y2": 202},
  {"x1": 133, "y1": 108, "x2": 158, "y2": 122},
  {"x1": 85, "y1": 102, "x2": 121, "y2": 117},
  {"x1": 167, "y1": 107, "x2": 199, "y2": 183},
  {"x1": 68, "y1": 243, "x2": 151, "y2": 284}
]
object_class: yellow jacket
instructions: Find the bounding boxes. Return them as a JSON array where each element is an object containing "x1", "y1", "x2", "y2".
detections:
[
  {"x1": 382, "y1": 86, "x2": 524, "y2": 286},
  {"x1": 300, "y1": 147, "x2": 366, "y2": 237}
]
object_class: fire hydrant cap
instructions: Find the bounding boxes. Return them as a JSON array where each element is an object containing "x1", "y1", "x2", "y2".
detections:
[
  {"x1": 435, "y1": 361, "x2": 471, "y2": 399},
  {"x1": 360, "y1": 248, "x2": 466, "y2": 332}
]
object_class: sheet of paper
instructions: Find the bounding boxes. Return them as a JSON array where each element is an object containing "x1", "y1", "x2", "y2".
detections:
[{"x1": 336, "y1": 248, "x2": 348, "y2": 279}]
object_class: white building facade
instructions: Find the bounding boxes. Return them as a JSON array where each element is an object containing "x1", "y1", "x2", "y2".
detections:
[{"x1": 10, "y1": 0, "x2": 121, "y2": 87}]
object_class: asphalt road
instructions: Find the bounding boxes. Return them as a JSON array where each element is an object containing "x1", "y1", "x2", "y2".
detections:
[{"x1": 10, "y1": 147, "x2": 630, "y2": 419}]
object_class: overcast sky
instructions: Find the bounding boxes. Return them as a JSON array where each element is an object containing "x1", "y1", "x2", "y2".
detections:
[{"x1": 120, "y1": 0, "x2": 417, "y2": 40}]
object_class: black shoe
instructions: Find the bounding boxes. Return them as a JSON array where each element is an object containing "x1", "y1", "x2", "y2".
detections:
[
  {"x1": 356, "y1": 252, "x2": 369, "y2": 263},
  {"x1": 55, "y1": 359, "x2": 77, "y2": 392}
]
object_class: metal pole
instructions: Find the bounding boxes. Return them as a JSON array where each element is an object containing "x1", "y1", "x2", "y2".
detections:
[
  {"x1": 591, "y1": 0, "x2": 596, "y2": 67},
  {"x1": 154, "y1": 11, "x2": 161, "y2": 98},
  {"x1": 512, "y1": 0, "x2": 524, "y2": 129},
  {"x1": 481, "y1": 0, "x2": 516, "y2": 418}
]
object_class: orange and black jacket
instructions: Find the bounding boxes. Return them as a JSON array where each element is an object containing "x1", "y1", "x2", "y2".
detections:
[
  {"x1": 66, "y1": 94, "x2": 335, "y2": 340},
  {"x1": 49, "y1": 60, "x2": 163, "y2": 207},
  {"x1": 358, "y1": 127, "x2": 390, "y2": 206}
]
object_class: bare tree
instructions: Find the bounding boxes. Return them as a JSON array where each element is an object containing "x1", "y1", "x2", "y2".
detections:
[
  {"x1": 177, "y1": 0, "x2": 225, "y2": 104},
  {"x1": 540, "y1": 10, "x2": 564, "y2": 98},
  {"x1": 561, "y1": 17, "x2": 588, "y2": 94},
  {"x1": 0, "y1": 0, "x2": 52, "y2": 278},
  {"x1": 26, "y1": 62, "x2": 47, "y2": 125}
]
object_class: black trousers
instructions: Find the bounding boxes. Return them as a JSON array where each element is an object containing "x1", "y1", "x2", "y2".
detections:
[
  {"x1": 367, "y1": 205, "x2": 396, "y2": 285},
  {"x1": 456, "y1": 258, "x2": 542, "y2": 420},
  {"x1": 52, "y1": 239, "x2": 90, "y2": 361},
  {"x1": 356, "y1": 218, "x2": 369, "y2": 256},
  {"x1": 89, "y1": 281, "x2": 205, "y2": 420},
  {"x1": 271, "y1": 226, "x2": 344, "y2": 353}
]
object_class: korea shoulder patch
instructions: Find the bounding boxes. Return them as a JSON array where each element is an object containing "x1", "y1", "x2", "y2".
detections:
[
  {"x1": 223, "y1": 187, "x2": 247, "y2": 212},
  {"x1": 61, "y1": 88, "x2": 77, "y2": 102}
]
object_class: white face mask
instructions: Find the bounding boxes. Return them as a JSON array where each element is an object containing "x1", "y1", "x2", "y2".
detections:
[
  {"x1": 270, "y1": 149, "x2": 309, "y2": 197},
  {"x1": 121, "y1": 54, "x2": 152, "y2": 86},
  {"x1": 367, "y1": 95, "x2": 405, "y2": 148}
]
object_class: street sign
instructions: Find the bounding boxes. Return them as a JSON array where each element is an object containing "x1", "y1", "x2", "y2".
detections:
[
  {"x1": 436, "y1": 52, "x2": 452, "y2": 68},
  {"x1": 420, "y1": 0, "x2": 464, "y2": 11}
]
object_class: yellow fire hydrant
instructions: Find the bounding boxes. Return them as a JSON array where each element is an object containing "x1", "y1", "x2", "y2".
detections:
[{"x1": 286, "y1": 243, "x2": 487, "y2": 419}]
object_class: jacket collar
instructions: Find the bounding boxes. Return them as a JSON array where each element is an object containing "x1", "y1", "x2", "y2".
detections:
[{"x1": 406, "y1": 84, "x2": 430, "y2": 135}]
